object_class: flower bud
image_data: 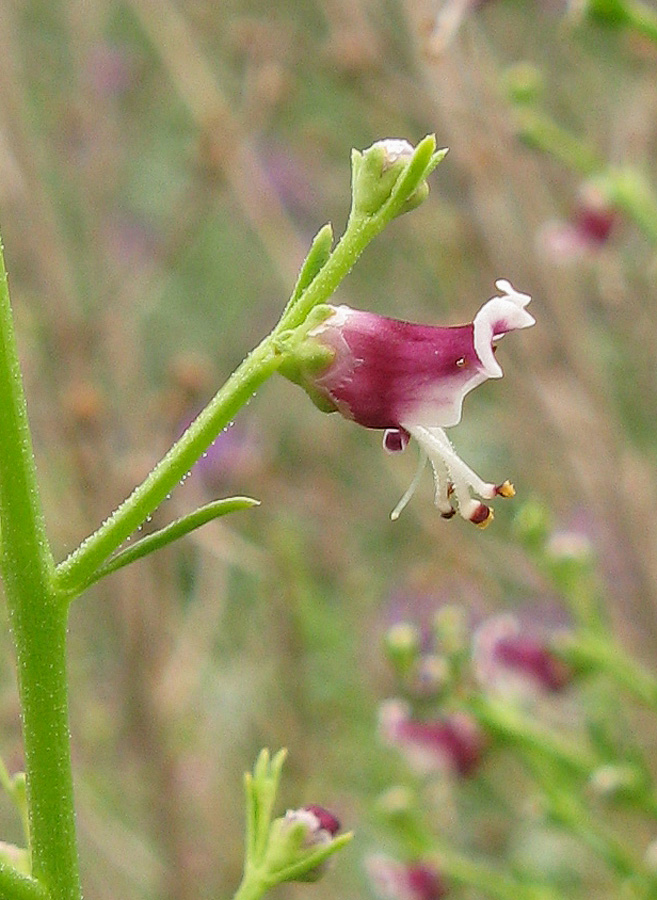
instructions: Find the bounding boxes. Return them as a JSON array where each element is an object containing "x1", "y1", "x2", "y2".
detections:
[
  {"x1": 266, "y1": 804, "x2": 343, "y2": 883},
  {"x1": 351, "y1": 139, "x2": 427, "y2": 218},
  {"x1": 385, "y1": 622, "x2": 422, "y2": 677}
]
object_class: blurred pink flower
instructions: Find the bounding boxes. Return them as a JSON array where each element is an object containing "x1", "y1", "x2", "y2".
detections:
[
  {"x1": 473, "y1": 614, "x2": 572, "y2": 695},
  {"x1": 539, "y1": 182, "x2": 616, "y2": 263},
  {"x1": 366, "y1": 854, "x2": 448, "y2": 900},
  {"x1": 86, "y1": 43, "x2": 137, "y2": 98},
  {"x1": 379, "y1": 699, "x2": 484, "y2": 777}
]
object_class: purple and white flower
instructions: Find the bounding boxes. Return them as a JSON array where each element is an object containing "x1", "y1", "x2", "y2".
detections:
[
  {"x1": 366, "y1": 854, "x2": 448, "y2": 900},
  {"x1": 293, "y1": 280, "x2": 534, "y2": 524},
  {"x1": 473, "y1": 613, "x2": 572, "y2": 695},
  {"x1": 379, "y1": 699, "x2": 485, "y2": 777}
]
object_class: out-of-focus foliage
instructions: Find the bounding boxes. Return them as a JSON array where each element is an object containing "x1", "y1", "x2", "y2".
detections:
[{"x1": 1, "y1": 0, "x2": 657, "y2": 898}]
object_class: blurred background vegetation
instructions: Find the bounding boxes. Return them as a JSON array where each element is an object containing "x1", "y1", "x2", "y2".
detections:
[{"x1": 1, "y1": 0, "x2": 657, "y2": 897}]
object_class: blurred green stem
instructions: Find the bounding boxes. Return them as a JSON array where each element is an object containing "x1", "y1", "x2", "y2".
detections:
[
  {"x1": 429, "y1": 846, "x2": 563, "y2": 900},
  {"x1": 560, "y1": 632, "x2": 657, "y2": 708},
  {"x1": 0, "y1": 237, "x2": 81, "y2": 898},
  {"x1": 626, "y1": 0, "x2": 657, "y2": 42}
]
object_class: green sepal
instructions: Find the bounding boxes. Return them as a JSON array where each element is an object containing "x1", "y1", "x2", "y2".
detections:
[
  {"x1": 276, "y1": 306, "x2": 338, "y2": 413},
  {"x1": 384, "y1": 137, "x2": 448, "y2": 218},
  {"x1": 351, "y1": 144, "x2": 404, "y2": 217},
  {"x1": 351, "y1": 135, "x2": 447, "y2": 220},
  {"x1": 73, "y1": 496, "x2": 259, "y2": 594},
  {"x1": 264, "y1": 826, "x2": 353, "y2": 885}
]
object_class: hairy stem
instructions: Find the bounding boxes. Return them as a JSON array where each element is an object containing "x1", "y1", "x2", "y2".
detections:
[{"x1": 0, "y1": 237, "x2": 82, "y2": 899}]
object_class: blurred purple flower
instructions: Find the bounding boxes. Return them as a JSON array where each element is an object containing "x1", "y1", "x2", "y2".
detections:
[
  {"x1": 379, "y1": 699, "x2": 484, "y2": 777},
  {"x1": 473, "y1": 614, "x2": 572, "y2": 695},
  {"x1": 366, "y1": 854, "x2": 448, "y2": 900},
  {"x1": 538, "y1": 182, "x2": 616, "y2": 263},
  {"x1": 260, "y1": 142, "x2": 321, "y2": 223},
  {"x1": 289, "y1": 281, "x2": 533, "y2": 524}
]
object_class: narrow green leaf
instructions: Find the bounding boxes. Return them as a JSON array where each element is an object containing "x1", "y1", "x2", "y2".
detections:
[
  {"x1": 77, "y1": 496, "x2": 259, "y2": 592},
  {"x1": 281, "y1": 223, "x2": 334, "y2": 321}
]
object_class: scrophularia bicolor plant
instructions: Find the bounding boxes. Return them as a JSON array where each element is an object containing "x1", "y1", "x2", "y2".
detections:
[{"x1": 283, "y1": 268, "x2": 534, "y2": 525}]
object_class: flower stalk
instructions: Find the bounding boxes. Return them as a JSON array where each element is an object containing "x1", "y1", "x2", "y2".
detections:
[{"x1": 56, "y1": 135, "x2": 446, "y2": 595}]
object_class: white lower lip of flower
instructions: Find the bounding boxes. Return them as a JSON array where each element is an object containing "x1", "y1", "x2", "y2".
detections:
[
  {"x1": 473, "y1": 280, "x2": 535, "y2": 379},
  {"x1": 398, "y1": 424, "x2": 497, "y2": 522}
]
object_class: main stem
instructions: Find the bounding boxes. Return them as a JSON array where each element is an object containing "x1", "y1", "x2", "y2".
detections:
[{"x1": 0, "y1": 239, "x2": 82, "y2": 899}]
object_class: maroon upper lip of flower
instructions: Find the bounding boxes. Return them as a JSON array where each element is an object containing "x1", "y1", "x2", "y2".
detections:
[
  {"x1": 313, "y1": 313, "x2": 485, "y2": 430},
  {"x1": 406, "y1": 864, "x2": 449, "y2": 900},
  {"x1": 307, "y1": 281, "x2": 534, "y2": 433},
  {"x1": 303, "y1": 804, "x2": 341, "y2": 836},
  {"x1": 494, "y1": 635, "x2": 572, "y2": 691}
]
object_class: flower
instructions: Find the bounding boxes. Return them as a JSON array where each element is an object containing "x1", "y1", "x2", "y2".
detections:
[
  {"x1": 287, "y1": 280, "x2": 534, "y2": 524},
  {"x1": 379, "y1": 699, "x2": 484, "y2": 777},
  {"x1": 538, "y1": 182, "x2": 616, "y2": 264},
  {"x1": 272, "y1": 805, "x2": 342, "y2": 882},
  {"x1": 366, "y1": 854, "x2": 448, "y2": 900},
  {"x1": 473, "y1": 614, "x2": 572, "y2": 695},
  {"x1": 292, "y1": 804, "x2": 341, "y2": 840}
]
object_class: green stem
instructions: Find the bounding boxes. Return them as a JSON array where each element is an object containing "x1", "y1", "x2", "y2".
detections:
[
  {"x1": 0, "y1": 238, "x2": 81, "y2": 898},
  {"x1": 525, "y1": 755, "x2": 651, "y2": 884},
  {"x1": 54, "y1": 336, "x2": 283, "y2": 595},
  {"x1": 625, "y1": 0, "x2": 657, "y2": 42},
  {"x1": 469, "y1": 695, "x2": 597, "y2": 778},
  {"x1": 55, "y1": 198, "x2": 404, "y2": 596},
  {"x1": 560, "y1": 632, "x2": 657, "y2": 708},
  {"x1": 233, "y1": 867, "x2": 270, "y2": 900},
  {"x1": 512, "y1": 108, "x2": 601, "y2": 176},
  {"x1": 429, "y1": 845, "x2": 563, "y2": 900}
]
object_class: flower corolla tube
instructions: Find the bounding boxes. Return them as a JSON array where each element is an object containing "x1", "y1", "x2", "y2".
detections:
[{"x1": 287, "y1": 280, "x2": 534, "y2": 525}]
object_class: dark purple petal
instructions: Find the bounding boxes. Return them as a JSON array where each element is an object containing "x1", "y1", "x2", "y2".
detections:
[
  {"x1": 313, "y1": 308, "x2": 483, "y2": 429},
  {"x1": 495, "y1": 635, "x2": 572, "y2": 692},
  {"x1": 303, "y1": 805, "x2": 341, "y2": 836}
]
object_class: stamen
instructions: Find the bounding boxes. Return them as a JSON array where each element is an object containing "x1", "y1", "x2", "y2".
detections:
[
  {"x1": 406, "y1": 425, "x2": 496, "y2": 499},
  {"x1": 403, "y1": 424, "x2": 505, "y2": 523},
  {"x1": 495, "y1": 480, "x2": 515, "y2": 498},
  {"x1": 390, "y1": 449, "x2": 428, "y2": 521},
  {"x1": 429, "y1": 450, "x2": 454, "y2": 516}
]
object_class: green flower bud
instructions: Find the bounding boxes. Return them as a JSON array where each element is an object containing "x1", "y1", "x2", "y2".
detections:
[
  {"x1": 351, "y1": 139, "x2": 432, "y2": 218},
  {"x1": 385, "y1": 621, "x2": 422, "y2": 677}
]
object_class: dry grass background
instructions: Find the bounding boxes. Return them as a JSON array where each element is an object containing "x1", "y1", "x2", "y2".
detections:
[{"x1": 1, "y1": 0, "x2": 657, "y2": 897}]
